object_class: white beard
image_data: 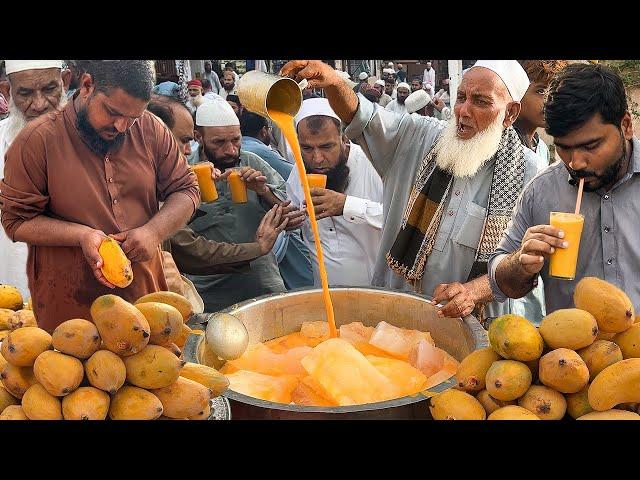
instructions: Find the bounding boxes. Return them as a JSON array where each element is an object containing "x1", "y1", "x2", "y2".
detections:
[
  {"x1": 434, "y1": 111, "x2": 505, "y2": 178},
  {"x1": 4, "y1": 91, "x2": 67, "y2": 145}
]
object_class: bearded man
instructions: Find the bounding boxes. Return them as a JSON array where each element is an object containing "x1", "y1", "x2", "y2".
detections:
[
  {"x1": 385, "y1": 82, "x2": 411, "y2": 114},
  {"x1": 0, "y1": 60, "x2": 70, "y2": 298},
  {"x1": 0, "y1": 60, "x2": 200, "y2": 331},
  {"x1": 281, "y1": 60, "x2": 547, "y2": 321},
  {"x1": 286, "y1": 98, "x2": 383, "y2": 287}
]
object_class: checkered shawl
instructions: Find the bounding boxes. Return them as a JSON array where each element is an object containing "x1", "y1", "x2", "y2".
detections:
[{"x1": 386, "y1": 126, "x2": 525, "y2": 283}]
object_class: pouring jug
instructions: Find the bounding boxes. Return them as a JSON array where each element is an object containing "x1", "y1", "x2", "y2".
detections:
[{"x1": 237, "y1": 70, "x2": 308, "y2": 119}]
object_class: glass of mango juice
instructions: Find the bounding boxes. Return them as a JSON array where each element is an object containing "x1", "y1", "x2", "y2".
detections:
[{"x1": 548, "y1": 212, "x2": 584, "y2": 280}]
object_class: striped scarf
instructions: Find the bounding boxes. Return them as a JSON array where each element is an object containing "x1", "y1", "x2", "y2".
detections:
[{"x1": 387, "y1": 125, "x2": 525, "y2": 285}]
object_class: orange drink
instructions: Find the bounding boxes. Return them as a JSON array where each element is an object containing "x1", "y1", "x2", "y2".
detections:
[
  {"x1": 191, "y1": 163, "x2": 218, "y2": 202},
  {"x1": 306, "y1": 174, "x2": 327, "y2": 189},
  {"x1": 227, "y1": 169, "x2": 248, "y2": 204},
  {"x1": 549, "y1": 212, "x2": 584, "y2": 280}
]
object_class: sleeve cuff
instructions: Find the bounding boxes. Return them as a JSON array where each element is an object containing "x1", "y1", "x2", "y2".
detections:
[
  {"x1": 488, "y1": 253, "x2": 509, "y2": 303},
  {"x1": 343, "y1": 195, "x2": 367, "y2": 224},
  {"x1": 344, "y1": 93, "x2": 375, "y2": 142}
]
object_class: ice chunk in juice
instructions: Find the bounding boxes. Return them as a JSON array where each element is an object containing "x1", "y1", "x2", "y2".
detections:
[
  {"x1": 420, "y1": 351, "x2": 460, "y2": 390},
  {"x1": 408, "y1": 339, "x2": 445, "y2": 377},
  {"x1": 301, "y1": 338, "x2": 399, "y2": 406},
  {"x1": 291, "y1": 376, "x2": 338, "y2": 407},
  {"x1": 300, "y1": 321, "x2": 331, "y2": 345},
  {"x1": 339, "y1": 322, "x2": 375, "y2": 343},
  {"x1": 366, "y1": 355, "x2": 428, "y2": 397},
  {"x1": 224, "y1": 343, "x2": 312, "y2": 376},
  {"x1": 369, "y1": 321, "x2": 434, "y2": 358},
  {"x1": 265, "y1": 332, "x2": 313, "y2": 352},
  {"x1": 226, "y1": 370, "x2": 299, "y2": 404}
]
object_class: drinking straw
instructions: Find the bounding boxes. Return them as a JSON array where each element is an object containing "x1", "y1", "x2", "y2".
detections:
[{"x1": 574, "y1": 178, "x2": 585, "y2": 215}]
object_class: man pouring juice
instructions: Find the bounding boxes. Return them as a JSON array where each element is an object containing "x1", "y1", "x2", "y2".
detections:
[{"x1": 489, "y1": 63, "x2": 640, "y2": 315}]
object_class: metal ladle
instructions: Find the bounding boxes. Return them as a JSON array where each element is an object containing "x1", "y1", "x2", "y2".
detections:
[{"x1": 205, "y1": 312, "x2": 249, "y2": 360}]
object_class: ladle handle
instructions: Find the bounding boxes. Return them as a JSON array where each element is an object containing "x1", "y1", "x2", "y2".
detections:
[{"x1": 298, "y1": 79, "x2": 308, "y2": 90}]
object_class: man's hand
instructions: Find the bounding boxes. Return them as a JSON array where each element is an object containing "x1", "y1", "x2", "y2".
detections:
[
  {"x1": 518, "y1": 224, "x2": 567, "y2": 275},
  {"x1": 110, "y1": 225, "x2": 161, "y2": 264},
  {"x1": 238, "y1": 166, "x2": 269, "y2": 195},
  {"x1": 80, "y1": 229, "x2": 116, "y2": 289},
  {"x1": 432, "y1": 282, "x2": 477, "y2": 318},
  {"x1": 255, "y1": 204, "x2": 289, "y2": 255},
  {"x1": 280, "y1": 199, "x2": 307, "y2": 231},
  {"x1": 431, "y1": 97, "x2": 445, "y2": 112},
  {"x1": 310, "y1": 188, "x2": 347, "y2": 220},
  {"x1": 280, "y1": 60, "x2": 342, "y2": 91},
  {"x1": 213, "y1": 165, "x2": 232, "y2": 182}
]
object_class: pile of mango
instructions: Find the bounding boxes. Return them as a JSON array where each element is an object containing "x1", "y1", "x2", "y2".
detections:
[
  {"x1": 0, "y1": 285, "x2": 37, "y2": 343},
  {"x1": 0, "y1": 290, "x2": 229, "y2": 420},
  {"x1": 428, "y1": 277, "x2": 640, "y2": 420}
]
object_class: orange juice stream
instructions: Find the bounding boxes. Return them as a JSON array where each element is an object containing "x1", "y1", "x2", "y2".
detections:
[{"x1": 269, "y1": 109, "x2": 337, "y2": 338}]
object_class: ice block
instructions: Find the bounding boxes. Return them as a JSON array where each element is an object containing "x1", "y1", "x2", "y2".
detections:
[
  {"x1": 339, "y1": 322, "x2": 375, "y2": 344},
  {"x1": 408, "y1": 339, "x2": 445, "y2": 377},
  {"x1": 291, "y1": 376, "x2": 338, "y2": 407},
  {"x1": 226, "y1": 370, "x2": 299, "y2": 404},
  {"x1": 366, "y1": 355, "x2": 428, "y2": 397},
  {"x1": 224, "y1": 343, "x2": 312, "y2": 377},
  {"x1": 301, "y1": 338, "x2": 399, "y2": 406},
  {"x1": 368, "y1": 321, "x2": 434, "y2": 358}
]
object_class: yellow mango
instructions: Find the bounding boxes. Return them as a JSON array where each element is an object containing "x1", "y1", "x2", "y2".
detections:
[
  {"x1": 487, "y1": 405, "x2": 541, "y2": 420},
  {"x1": 613, "y1": 323, "x2": 640, "y2": 359},
  {"x1": 588, "y1": 358, "x2": 640, "y2": 411},
  {"x1": 539, "y1": 348, "x2": 589, "y2": 394},
  {"x1": 0, "y1": 384, "x2": 20, "y2": 413},
  {"x1": 188, "y1": 402, "x2": 211, "y2": 420},
  {"x1": 180, "y1": 362, "x2": 229, "y2": 397},
  {"x1": 455, "y1": 347, "x2": 500, "y2": 393},
  {"x1": 0, "y1": 308, "x2": 14, "y2": 329},
  {"x1": 539, "y1": 308, "x2": 598, "y2": 350},
  {"x1": 574, "y1": 277, "x2": 634, "y2": 333},
  {"x1": 51, "y1": 319, "x2": 101, "y2": 360},
  {"x1": 21, "y1": 383, "x2": 63, "y2": 420},
  {"x1": 1, "y1": 327, "x2": 52, "y2": 367},
  {"x1": 62, "y1": 387, "x2": 110, "y2": 420},
  {"x1": 0, "y1": 364, "x2": 37, "y2": 398},
  {"x1": 577, "y1": 340, "x2": 623, "y2": 381},
  {"x1": 488, "y1": 314, "x2": 544, "y2": 361},
  {"x1": 8, "y1": 310, "x2": 37, "y2": 330},
  {"x1": 0, "y1": 285, "x2": 23, "y2": 311},
  {"x1": 33, "y1": 351, "x2": 84, "y2": 396},
  {"x1": 109, "y1": 386, "x2": 164, "y2": 420},
  {"x1": 135, "y1": 291, "x2": 192, "y2": 322},
  {"x1": 90, "y1": 295, "x2": 150, "y2": 356},
  {"x1": 135, "y1": 302, "x2": 183, "y2": 346},
  {"x1": 427, "y1": 389, "x2": 486, "y2": 420},
  {"x1": 577, "y1": 409, "x2": 640, "y2": 420},
  {"x1": 151, "y1": 376, "x2": 212, "y2": 419},
  {"x1": 174, "y1": 323, "x2": 193, "y2": 349},
  {"x1": 565, "y1": 386, "x2": 594, "y2": 419},
  {"x1": 517, "y1": 385, "x2": 566, "y2": 420},
  {"x1": 0, "y1": 405, "x2": 28, "y2": 420},
  {"x1": 99, "y1": 237, "x2": 133, "y2": 288},
  {"x1": 485, "y1": 360, "x2": 532, "y2": 401},
  {"x1": 123, "y1": 345, "x2": 185, "y2": 389},
  {"x1": 84, "y1": 350, "x2": 126, "y2": 394},
  {"x1": 475, "y1": 389, "x2": 516, "y2": 415}
]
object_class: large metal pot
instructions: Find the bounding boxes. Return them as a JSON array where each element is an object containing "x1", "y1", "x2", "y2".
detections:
[{"x1": 184, "y1": 287, "x2": 488, "y2": 419}]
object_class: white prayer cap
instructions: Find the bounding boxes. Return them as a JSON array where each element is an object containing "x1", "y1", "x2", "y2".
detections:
[
  {"x1": 336, "y1": 70, "x2": 351, "y2": 80},
  {"x1": 383, "y1": 68, "x2": 395, "y2": 75},
  {"x1": 195, "y1": 98, "x2": 239, "y2": 127},
  {"x1": 358, "y1": 71, "x2": 368, "y2": 81},
  {"x1": 387, "y1": 62, "x2": 394, "y2": 67},
  {"x1": 469, "y1": 60, "x2": 530, "y2": 102},
  {"x1": 5, "y1": 60, "x2": 63, "y2": 75},
  {"x1": 374, "y1": 79, "x2": 385, "y2": 87},
  {"x1": 294, "y1": 98, "x2": 341, "y2": 128},
  {"x1": 405, "y1": 89, "x2": 431, "y2": 113},
  {"x1": 397, "y1": 82, "x2": 411, "y2": 91}
]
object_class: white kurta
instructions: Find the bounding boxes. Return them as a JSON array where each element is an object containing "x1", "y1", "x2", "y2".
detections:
[
  {"x1": 286, "y1": 144, "x2": 384, "y2": 287},
  {"x1": 0, "y1": 116, "x2": 30, "y2": 298}
]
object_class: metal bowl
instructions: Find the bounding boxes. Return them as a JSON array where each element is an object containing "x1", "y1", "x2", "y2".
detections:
[{"x1": 185, "y1": 287, "x2": 488, "y2": 420}]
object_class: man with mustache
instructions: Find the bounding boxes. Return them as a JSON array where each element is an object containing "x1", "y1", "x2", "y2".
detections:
[
  {"x1": 0, "y1": 60, "x2": 69, "y2": 299},
  {"x1": 281, "y1": 60, "x2": 547, "y2": 320},
  {"x1": 0, "y1": 60, "x2": 200, "y2": 331},
  {"x1": 384, "y1": 82, "x2": 411, "y2": 115},
  {"x1": 491, "y1": 63, "x2": 640, "y2": 314},
  {"x1": 286, "y1": 98, "x2": 383, "y2": 286}
]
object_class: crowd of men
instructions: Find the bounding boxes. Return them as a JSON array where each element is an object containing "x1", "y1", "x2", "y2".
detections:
[{"x1": 1, "y1": 58, "x2": 638, "y2": 334}]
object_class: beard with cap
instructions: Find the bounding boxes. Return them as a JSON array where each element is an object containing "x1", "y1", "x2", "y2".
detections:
[
  {"x1": 4, "y1": 92, "x2": 68, "y2": 146},
  {"x1": 433, "y1": 110, "x2": 505, "y2": 178},
  {"x1": 203, "y1": 142, "x2": 241, "y2": 170},
  {"x1": 305, "y1": 145, "x2": 351, "y2": 193}
]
